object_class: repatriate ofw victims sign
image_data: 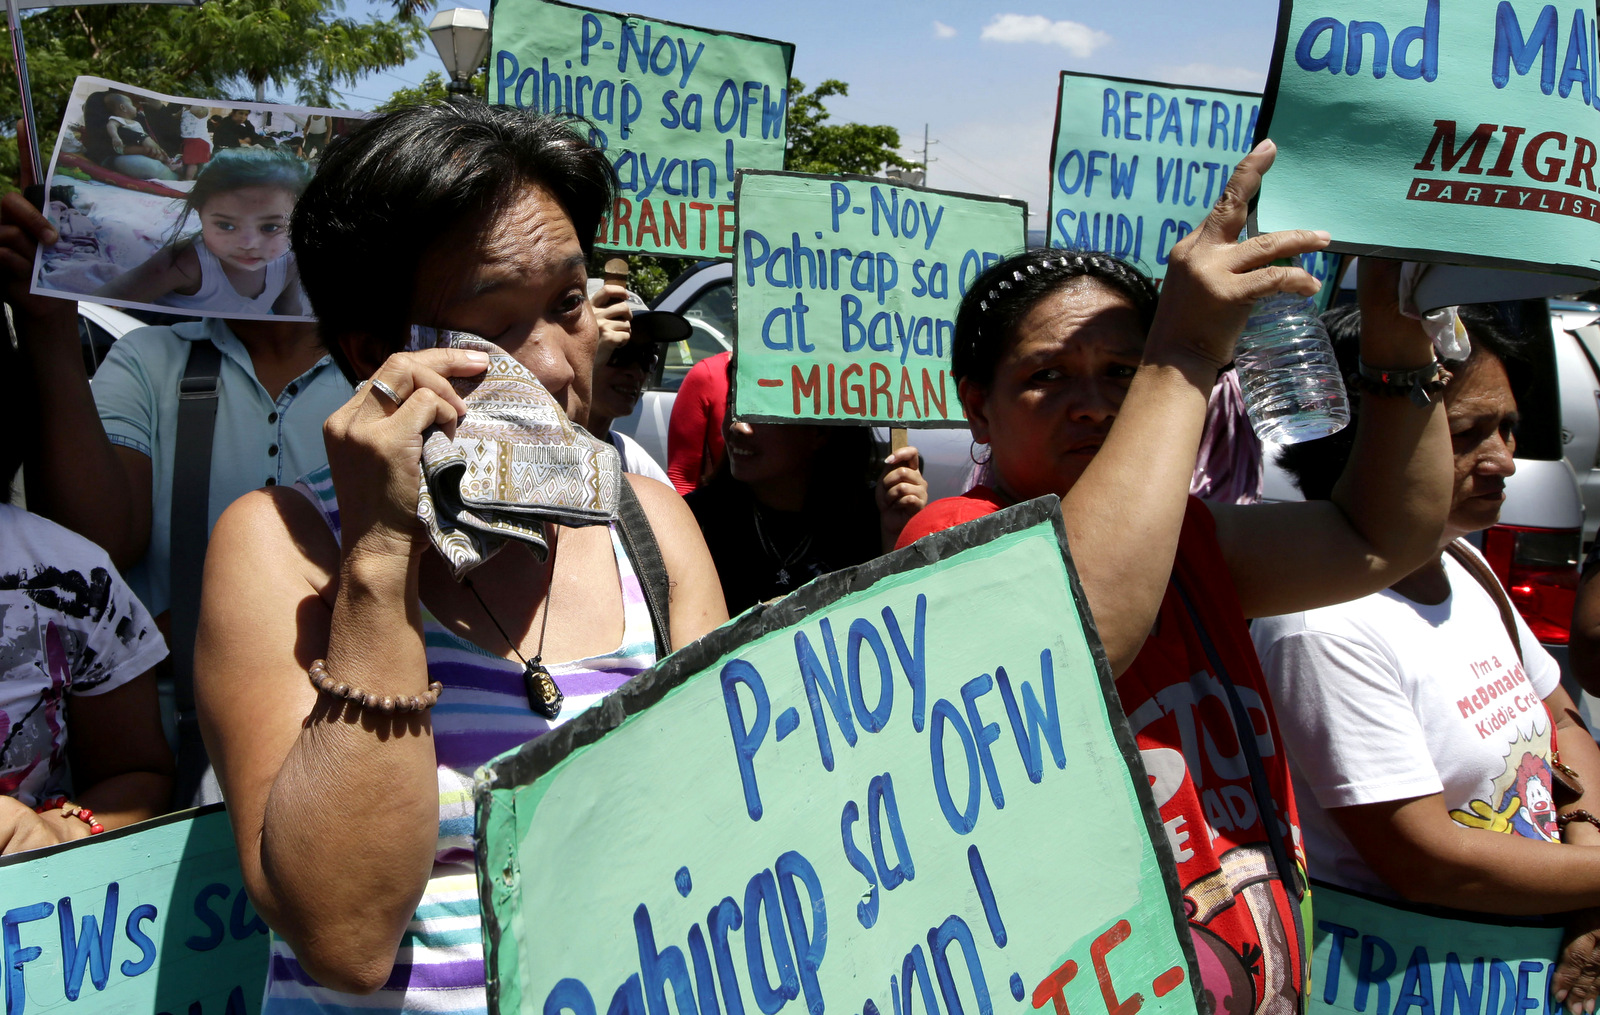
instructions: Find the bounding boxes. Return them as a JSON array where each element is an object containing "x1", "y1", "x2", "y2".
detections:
[{"x1": 1256, "y1": 0, "x2": 1600, "y2": 282}]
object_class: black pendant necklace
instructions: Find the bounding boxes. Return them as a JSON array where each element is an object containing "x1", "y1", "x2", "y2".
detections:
[{"x1": 463, "y1": 529, "x2": 563, "y2": 720}]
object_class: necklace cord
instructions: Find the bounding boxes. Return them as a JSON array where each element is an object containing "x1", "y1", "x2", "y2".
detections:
[{"x1": 462, "y1": 526, "x2": 559, "y2": 667}]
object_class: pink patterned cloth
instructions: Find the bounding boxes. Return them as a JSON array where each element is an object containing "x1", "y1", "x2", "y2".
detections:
[{"x1": 1190, "y1": 369, "x2": 1264, "y2": 505}]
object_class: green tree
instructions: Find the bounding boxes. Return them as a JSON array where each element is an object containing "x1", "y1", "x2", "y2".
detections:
[
  {"x1": 377, "y1": 66, "x2": 488, "y2": 111},
  {"x1": 784, "y1": 77, "x2": 918, "y2": 177},
  {"x1": 1, "y1": 0, "x2": 423, "y2": 183}
]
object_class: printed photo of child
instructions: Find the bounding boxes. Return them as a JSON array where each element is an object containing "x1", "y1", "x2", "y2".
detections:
[{"x1": 32, "y1": 75, "x2": 366, "y2": 322}]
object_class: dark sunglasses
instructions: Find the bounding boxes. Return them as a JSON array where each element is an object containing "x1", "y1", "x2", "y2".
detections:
[{"x1": 607, "y1": 341, "x2": 662, "y2": 372}]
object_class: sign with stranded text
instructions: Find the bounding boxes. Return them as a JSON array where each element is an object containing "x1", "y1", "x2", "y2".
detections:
[
  {"x1": 475, "y1": 498, "x2": 1205, "y2": 1015},
  {"x1": 1257, "y1": 0, "x2": 1600, "y2": 281},
  {"x1": 1307, "y1": 881, "x2": 1561, "y2": 1015},
  {"x1": 731, "y1": 171, "x2": 1026, "y2": 426},
  {"x1": 490, "y1": 0, "x2": 794, "y2": 259}
]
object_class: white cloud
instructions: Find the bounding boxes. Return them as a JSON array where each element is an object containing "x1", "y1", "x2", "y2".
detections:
[
  {"x1": 932, "y1": 20, "x2": 957, "y2": 39},
  {"x1": 980, "y1": 14, "x2": 1111, "y2": 57},
  {"x1": 1154, "y1": 62, "x2": 1266, "y2": 91}
]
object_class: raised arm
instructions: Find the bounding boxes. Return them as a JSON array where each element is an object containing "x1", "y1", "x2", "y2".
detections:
[
  {"x1": 0, "y1": 193, "x2": 153, "y2": 568},
  {"x1": 197, "y1": 347, "x2": 483, "y2": 993},
  {"x1": 1060, "y1": 141, "x2": 1330, "y2": 674},
  {"x1": 1211, "y1": 258, "x2": 1450, "y2": 618}
]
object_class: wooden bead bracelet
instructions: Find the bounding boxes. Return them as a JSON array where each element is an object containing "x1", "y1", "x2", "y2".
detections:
[
  {"x1": 308, "y1": 659, "x2": 443, "y2": 713},
  {"x1": 35, "y1": 797, "x2": 104, "y2": 834},
  {"x1": 1558, "y1": 809, "x2": 1600, "y2": 837}
]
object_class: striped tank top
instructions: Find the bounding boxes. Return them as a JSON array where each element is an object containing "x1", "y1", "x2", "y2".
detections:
[{"x1": 264, "y1": 466, "x2": 656, "y2": 1014}]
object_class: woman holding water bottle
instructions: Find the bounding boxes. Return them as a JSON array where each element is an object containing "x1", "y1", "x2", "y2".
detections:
[{"x1": 895, "y1": 141, "x2": 1454, "y2": 1015}]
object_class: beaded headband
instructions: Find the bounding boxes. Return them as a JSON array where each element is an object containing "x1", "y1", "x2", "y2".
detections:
[{"x1": 976, "y1": 254, "x2": 1094, "y2": 314}]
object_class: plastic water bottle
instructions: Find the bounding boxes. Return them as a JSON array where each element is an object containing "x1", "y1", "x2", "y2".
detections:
[{"x1": 1234, "y1": 291, "x2": 1350, "y2": 444}]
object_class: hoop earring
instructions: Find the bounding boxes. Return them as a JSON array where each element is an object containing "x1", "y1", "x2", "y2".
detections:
[{"x1": 968, "y1": 441, "x2": 992, "y2": 466}]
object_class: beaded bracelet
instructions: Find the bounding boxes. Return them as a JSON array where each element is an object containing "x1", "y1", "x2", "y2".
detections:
[
  {"x1": 1558, "y1": 809, "x2": 1600, "y2": 837},
  {"x1": 35, "y1": 797, "x2": 104, "y2": 835},
  {"x1": 307, "y1": 659, "x2": 443, "y2": 714}
]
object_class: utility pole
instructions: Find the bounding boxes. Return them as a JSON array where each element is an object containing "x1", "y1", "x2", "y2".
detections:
[{"x1": 917, "y1": 123, "x2": 938, "y2": 186}]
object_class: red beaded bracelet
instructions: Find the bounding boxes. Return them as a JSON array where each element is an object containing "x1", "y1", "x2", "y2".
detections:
[
  {"x1": 35, "y1": 797, "x2": 105, "y2": 835},
  {"x1": 308, "y1": 659, "x2": 443, "y2": 713}
]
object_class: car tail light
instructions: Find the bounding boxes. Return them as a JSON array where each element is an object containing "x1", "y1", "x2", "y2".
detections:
[{"x1": 1480, "y1": 525, "x2": 1581, "y2": 645}]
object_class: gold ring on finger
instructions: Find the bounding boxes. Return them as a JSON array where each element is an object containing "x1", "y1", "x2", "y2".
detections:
[{"x1": 367, "y1": 378, "x2": 403, "y2": 406}]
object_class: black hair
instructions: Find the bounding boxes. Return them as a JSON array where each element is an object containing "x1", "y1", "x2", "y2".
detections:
[
  {"x1": 951, "y1": 248, "x2": 1160, "y2": 388},
  {"x1": 290, "y1": 102, "x2": 616, "y2": 383},
  {"x1": 1276, "y1": 303, "x2": 1530, "y2": 500},
  {"x1": 170, "y1": 147, "x2": 310, "y2": 246}
]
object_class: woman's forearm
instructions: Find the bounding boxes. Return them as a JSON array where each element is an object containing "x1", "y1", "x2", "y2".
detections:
[
  {"x1": 1396, "y1": 830, "x2": 1600, "y2": 914},
  {"x1": 258, "y1": 549, "x2": 442, "y2": 994},
  {"x1": 1328, "y1": 313, "x2": 1451, "y2": 582},
  {"x1": 17, "y1": 309, "x2": 151, "y2": 568},
  {"x1": 1328, "y1": 390, "x2": 1450, "y2": 577},
  {"x1": 1062, "y1": 347, "x2": 1215, "y2": 674},
  {"x1": 1328, "y1": 267, "x2": 1452, "y2": 582},
  {"x1": 76, "y1": 772, "x2": 172, "y2": 831}
]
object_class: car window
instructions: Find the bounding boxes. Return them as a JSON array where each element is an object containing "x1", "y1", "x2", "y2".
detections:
[
  {"x1": 681, "y1": 279, "x2": 734, "y2": 337},
  {"x1": 657, "y1": 280, "x2": 733, "y2": 391},
  {"x1": 79, "y1": 317, "x2": 117, "y2": 378}
]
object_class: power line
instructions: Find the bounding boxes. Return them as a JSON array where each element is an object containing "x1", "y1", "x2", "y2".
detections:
[{"x1": 936, "y1": 140, "x2": 1035, "y2": 194}]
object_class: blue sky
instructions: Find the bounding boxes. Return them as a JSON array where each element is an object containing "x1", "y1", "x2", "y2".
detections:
[{"x1": 340, "y1": 0, "x2": 1284, "y2": 221}]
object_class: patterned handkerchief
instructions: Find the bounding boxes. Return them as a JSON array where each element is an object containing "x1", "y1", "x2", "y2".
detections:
[{"x1": 407, "y1": 327, "x2": 621, "y2": 577}]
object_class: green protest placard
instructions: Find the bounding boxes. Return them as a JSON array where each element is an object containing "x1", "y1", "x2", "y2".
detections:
[
  {"x1": 1047, "y1": 72, "x2": 1341, "y2": 304},
  {"x1": 475, "y1": 497, "x2": 1203, "y2": 1015},
  {"x1": 731, "y1": 170, "x2": 1027, "y2": 426},
  {"x1": 490, "y1": 0, "x2": 794, "y2": 259},
  {"x1": 1048, "y1": 72, "x2": 1262, "y2": 276},
  {"x1": 0, "y1": 806, "x2": 268, "y2": 1014},
  {"x1": 1257, "y1": 0, "x2": 1600, "y2": 286},
  {"x1": 1308, "y1": 880, "x2": 1562, "y2": 1015}
]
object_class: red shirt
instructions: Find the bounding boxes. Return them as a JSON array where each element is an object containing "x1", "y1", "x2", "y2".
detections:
[
  {"x1": 666, "y1": 351, "x2": 729, "y2": 495},
  {"x1": 899, "y1": 490, "x2": 1307, "y2": 1015}
]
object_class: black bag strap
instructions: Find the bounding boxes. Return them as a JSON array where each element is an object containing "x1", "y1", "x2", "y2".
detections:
[
  {"x1": 170, "y1": 340, "x2": 222, "y2": 806},
  {"x1": 1173, "y1": 576, "x2": 1303, "y2": 902},
  {"x1": 615, "y1": 479, "x2": 672, "y2": 659}
]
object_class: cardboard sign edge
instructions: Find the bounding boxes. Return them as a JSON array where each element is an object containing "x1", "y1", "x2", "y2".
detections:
[
  {"x1": 728, "y1": 167, "x2": 1029, "y2": 428},
  {"x1": 0, "y1": 801, "x2": 227, "y2": 869},
  {"x1": 488, "y1": 0, "x2": 797, "y2": 59},
  {"x1": 475, "y1": 494, "x2": 1207, "y2": 1015}
]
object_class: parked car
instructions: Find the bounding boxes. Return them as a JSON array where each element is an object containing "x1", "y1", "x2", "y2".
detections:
[{"x1": 77, "y1": 301, "x2": 150, "y2": 376}]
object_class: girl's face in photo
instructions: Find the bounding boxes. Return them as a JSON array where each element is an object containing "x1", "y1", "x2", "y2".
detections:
[{"x1": 198, "y1": 186, "x2": 295, "y2": 271}]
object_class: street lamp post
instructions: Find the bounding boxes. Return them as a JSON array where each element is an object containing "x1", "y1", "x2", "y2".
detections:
[{"x1": 428, "y1": 7, "x2": 491, "y2": 98}]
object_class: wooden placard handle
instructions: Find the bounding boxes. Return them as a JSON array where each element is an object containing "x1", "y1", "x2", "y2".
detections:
[
  {"x1": 890, "y1": 427, "x2": 909, "y2": 453},
  {"x1": 602, "y1": 256, "x2": 630, "y2": 286}
]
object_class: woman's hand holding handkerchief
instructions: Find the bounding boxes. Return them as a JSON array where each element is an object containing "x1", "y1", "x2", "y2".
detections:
[{"x1": 406, "y1": 327, "x2": 622, "y2": 577}]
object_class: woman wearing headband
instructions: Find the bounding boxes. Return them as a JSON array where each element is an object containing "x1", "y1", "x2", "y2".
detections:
[{"x1": 896, "y1": 142, "x2": 1453, "y2": 1015}]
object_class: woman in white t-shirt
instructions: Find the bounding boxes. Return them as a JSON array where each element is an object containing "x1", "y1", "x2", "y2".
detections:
[
  {"x1": 1254, "y1": 302, "x2": 1600, "y2": 1008},
  {"x1": 0, "y1": 441, "x2": 174, "y2": 852}
]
